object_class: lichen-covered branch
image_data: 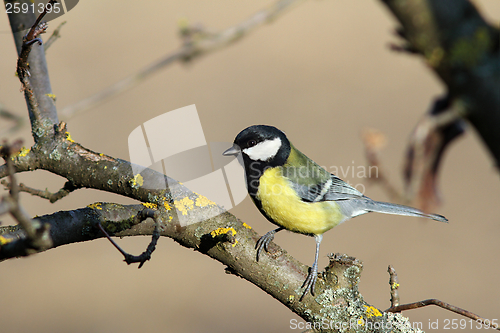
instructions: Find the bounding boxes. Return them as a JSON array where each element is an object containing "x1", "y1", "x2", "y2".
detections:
[
  {"x1": 6, "y1": 1, "x2": 494, "y2": 331},
  {"x1": 0, "y1": 201, "x2": 421, "y2": 332}
]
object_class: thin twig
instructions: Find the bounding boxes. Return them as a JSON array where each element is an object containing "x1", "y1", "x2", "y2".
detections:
[
  {"x1": 0, "y1": 141, "x2": 53, "y2": 251},
  {"x1": 385, "y1": 263, "x2": 498, "y2": 331},
  {"x1": 1, "y1": 180, "x2": 78, "y2": 203},
  {"x1": 387, "y1": 265, "x2": 400, "y2": 308},
  {"x1": 403, "y1": 98, "x2": 466, "y2": 208},
  {"x1": 60, "y1": 0, "x2": 307, "y2": 119},
  {"x1": 43, "y1": 20, "x2": 66, "y2": 52},
  {"x1": 98, "y1": 208, "x2": 161, "y2": 268},
  {"x1": 386, "y1": 299, "x2": 500, "y2": 331}
]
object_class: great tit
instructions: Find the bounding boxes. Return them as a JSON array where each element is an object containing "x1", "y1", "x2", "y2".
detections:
[{"x1": 223, "y1": 125, "x2": 447, "y2": 300}]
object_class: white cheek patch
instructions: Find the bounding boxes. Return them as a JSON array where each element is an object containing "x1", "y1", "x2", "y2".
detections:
[{"x1": 243, "y1": 137, "x2": 282, "y2": 161}]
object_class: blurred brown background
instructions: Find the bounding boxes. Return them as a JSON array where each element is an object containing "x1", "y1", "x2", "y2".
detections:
[{"x1": 1, "y1": 1, "x2": 499, "y2": 332}]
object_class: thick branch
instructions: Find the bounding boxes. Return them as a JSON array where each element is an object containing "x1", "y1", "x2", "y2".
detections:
[
  {"x1": 0, "y1": 202, "x2": 420, "y2": 332},
  {"x1": 7, "y1": 0, "x2": 59, "y2": 135},
  {"x1": 380, "y1": 0, "x2": 500, "y2": 168}
]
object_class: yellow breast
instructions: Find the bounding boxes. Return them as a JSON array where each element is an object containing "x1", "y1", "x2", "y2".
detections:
[{"x1": 256, "y1": 167, "x2": 345, "y2": 235}]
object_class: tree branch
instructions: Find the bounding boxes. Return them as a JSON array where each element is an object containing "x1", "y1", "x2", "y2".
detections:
[
  {"x1": 60, "y1": 0, "x2": 307, "y2": 119},
  {"x1": 7, "y1": 0, "x2": 59, "y2": 137},
  {"x1": 0, "y1": 141, "x2": 52, "y2": 253},
  {"x1": 380, "y1": 0, "x2": 500, "y2": 170},
  {"x1": 43, "y1": 20, "x2": 66, "y2": 52},
  {"x1": 5, "y1": 1, "x2": 495, "y2": 331},
  {"x1": 0, "y1": 201, "x2": 423, "y2": 331}
]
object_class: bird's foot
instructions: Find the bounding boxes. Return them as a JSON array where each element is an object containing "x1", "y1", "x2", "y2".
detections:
[
  {"x1": 255, "y1": 228, "x2": 283, "y2": 262},
  {"x1": 300, "y1": 264, "x2": 318, "y2": 301}
]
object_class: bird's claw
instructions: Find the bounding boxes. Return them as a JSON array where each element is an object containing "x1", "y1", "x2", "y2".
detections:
[
  {"x1": 300, "y1": 265, "x2": 318, "y2": 301},
  {"x1": 255, "y1": 227, "x2": 283, "y2": 262},
  {"x1": 255, "y1": 231, "x2": 273, "y2": 261}
]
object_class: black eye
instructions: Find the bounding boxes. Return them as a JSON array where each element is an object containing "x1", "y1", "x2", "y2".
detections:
[{"x1": 247, "y1": 140, "x2": 257, "y2": 147}]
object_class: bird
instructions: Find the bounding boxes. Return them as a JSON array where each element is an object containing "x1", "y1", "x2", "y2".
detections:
[{"x1": 223, "y1": 125, "x2": 448, "y2": 301}]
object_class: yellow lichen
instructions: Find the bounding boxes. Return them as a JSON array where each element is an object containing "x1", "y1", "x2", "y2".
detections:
[
  {"x1": 65, "y1": 131, "x2": 74, "y2": 143},
  {"x1": 142, "y1": 202, "x2": 157, "y2": 209},
  {"x1": 130, "y1": 174, "x2": 144, "y2": 188},
  {"x1": 210, "y1": 227, "x2": 238, "y2": 247},
  {"x1": 87, "y1": 202, "x2": 103, "y2": 210},
  {"x1": 195, "y1": 194, "x2": 216, "y2": 207},
  {"x1": 0, "y1": 235, "x2": 13, "y2": 245},
  {"x1": 364, "y1": 305, "x2": 382, "y2": 318},
  {"x1": 12, "y1": 147, "x2": 30, "y2": 158},
  {"x1": 45, "y1": 93, "x2": 56, "y2": 101},
  {"x1": 357, "y1": 316, "x2": 365, "y2": 326},
  {"x1": 210, "y1": 227, "x2": 236, "y2": 237},
  {"x1": 164, "y1": 202, "x2": 172, "y2": 210},
  {"x1": 242, "y1": 222, "x2": 251, "y2": 229},
  {"x1": 391, "y1": 282, "x2": 400, "y2": 290},
  {"x1": 174, "y1": 197, "x2": 194, "y2": 215}
]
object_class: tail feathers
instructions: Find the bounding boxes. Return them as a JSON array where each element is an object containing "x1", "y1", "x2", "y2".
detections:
[{"x1": 365, "y1": 200, "x2": 448, "y2": 223}]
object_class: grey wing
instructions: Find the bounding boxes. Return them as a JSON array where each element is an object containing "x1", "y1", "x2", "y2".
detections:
[
  {"x1": 291, "y1": 174, "x2": 448, "y2": 222},
  {"x1": 293, "y1": 175, "x2": 365, "y2": 202}
]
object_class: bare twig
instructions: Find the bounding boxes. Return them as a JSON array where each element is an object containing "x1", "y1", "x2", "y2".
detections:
[
  {"x1": 1, "y1": 180, "x2": 79, "y2": 203},
  {"x1": 0, "y1": 141, "x2": 52, "y2": 252},
  {"x1": 43, "y1": 20, "x2": 66, "y2": 52},
  {"x1": 385, "y1": 265, "x2": 498, "y2": 330},
  {"x1": 60, "y1": 0, "x2": 307, "y2": 118},
  {"x1": 98, "y1": 208, "x2": 160, "y2": 268},
  {"x1": 386, "y1": 299, "x2": 500, "y2": 331},
  {"x1": 403, "y1": 97, "x2": 466, "y2": 211},
  {"x1": 362, "y1": 98, "x2": 465, "y2": 212},
  {"x1": 388, "y1": 265, "x2": 400, "y2": 308}
]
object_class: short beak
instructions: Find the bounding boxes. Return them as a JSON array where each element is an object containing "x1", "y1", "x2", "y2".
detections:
[{"x1": 223, "y1": 144, "x2": 241, "y2": 156}]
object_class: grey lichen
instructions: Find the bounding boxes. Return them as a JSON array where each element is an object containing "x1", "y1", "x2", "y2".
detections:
[
  {"x1": 34, "y1": 126, "x2": 45, "y2": 138},
  {"x1": 385, "y1": 312, "x2": 424, "y2": 333},
  {"x1": 49, "y1": 149, "x2": 61, "y2": 161},
  {"x1": 299, "y1": 253, "x2": 422, "y2": 332},
  {"x1": 344, "y1": 265, "x2": 361, "y2": 286}
]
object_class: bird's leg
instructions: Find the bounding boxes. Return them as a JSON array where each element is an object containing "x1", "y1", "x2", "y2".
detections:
[
  {"x1": 255, "y1": 227, "x2": 284, "y2": 261},
  {"x1": 300, "y1": 234, "x2": 323, "y2": 301}
]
